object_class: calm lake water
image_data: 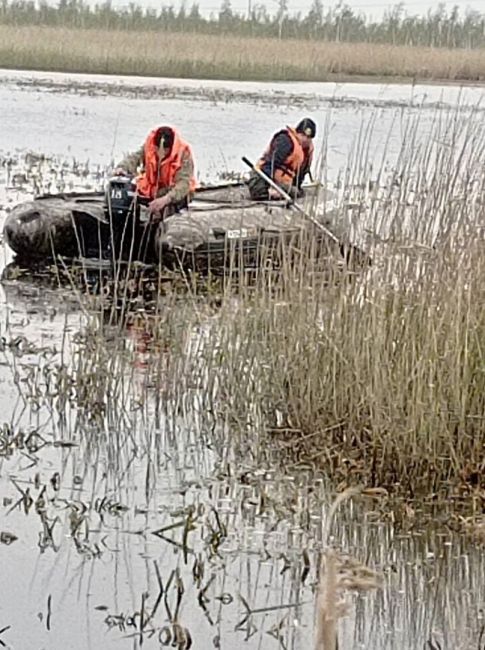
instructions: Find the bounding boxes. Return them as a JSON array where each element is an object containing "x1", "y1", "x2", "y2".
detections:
[
  {"x1": 2, "y1": 68, "x2": 485, "y2": 180},
  {"x1": 0, "y1": 70, "x2": 484, "y2": 650}
]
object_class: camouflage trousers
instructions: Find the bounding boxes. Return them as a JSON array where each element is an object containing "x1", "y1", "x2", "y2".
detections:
[
  {"x1": 247, "y1": 171, "x2": 270, "y2": 200},
  {"x1": 247, "y1": 172, "x2": 300, "y2": 201}
]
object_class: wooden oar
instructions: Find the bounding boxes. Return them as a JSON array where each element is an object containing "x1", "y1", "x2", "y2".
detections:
[{"x1": 241, "y1": 156, "x2": 340, "y2": 245}]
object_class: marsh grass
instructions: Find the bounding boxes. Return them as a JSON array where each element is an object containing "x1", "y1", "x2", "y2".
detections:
[
  {"x1": 2, "y1": 106, "x2": 485, "y2": 504},
  {"x1": 2, "y1": 24, "x2": 485, "y2": 81},
  {"x1": 91, "y1": 106, "x2": 485, "y2": 500}
]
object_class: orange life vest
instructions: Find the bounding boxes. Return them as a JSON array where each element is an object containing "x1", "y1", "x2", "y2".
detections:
[
  {"x1": 258, "y1": 127, "x2": 311, "y2": 186},
  {"x1": 136, "y1": 127, "x2": 197, "y2": 199}
]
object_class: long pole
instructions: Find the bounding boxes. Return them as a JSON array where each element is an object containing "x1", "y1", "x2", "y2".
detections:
[{"x1": 241, "y1": 156, "x2": 340, "y2": 245}]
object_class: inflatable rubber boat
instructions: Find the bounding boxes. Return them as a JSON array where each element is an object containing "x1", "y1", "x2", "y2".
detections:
[{"x1": 3, "y1": 178, "x2": 369, "y2": 273}]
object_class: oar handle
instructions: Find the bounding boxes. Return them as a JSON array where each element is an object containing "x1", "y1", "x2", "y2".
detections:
[{"x1": 242, "y1": 156, "x2": 340, "y2": 244}]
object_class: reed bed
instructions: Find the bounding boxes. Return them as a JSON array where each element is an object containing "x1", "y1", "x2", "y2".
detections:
[
  {"x1": 2, "y1": 107, "x2": 485, "y2": 504},
  {"x1": 2, "y1": 24, "x2": 485, "y2": 81},
  {"x1": 166, "y1": 241, "x2": 485, "y2": 497},
  {"x1": 67, "y1": 108, "x2": 485, "y2": 500}
]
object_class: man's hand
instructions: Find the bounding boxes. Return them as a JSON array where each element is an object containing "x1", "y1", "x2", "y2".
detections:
[
  {"x1": 268, "y1": 188, "x2": 282, "y2": 200},
  {"x1": 148, "y1": 195, "x2": 171, "y2": 219}
]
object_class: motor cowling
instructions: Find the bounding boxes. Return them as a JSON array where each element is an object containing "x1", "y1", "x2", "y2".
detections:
[
  {"x1": 103, "y1": 176, "x2": 152, "y2": 260},
  {"x1": 105, "y1": 175, "x2": 137, "y2": 219}
]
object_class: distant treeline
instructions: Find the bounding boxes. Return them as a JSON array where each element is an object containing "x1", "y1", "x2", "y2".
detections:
[{"x1": 1, "y1": 0, "x2": 485, "y2": 49}]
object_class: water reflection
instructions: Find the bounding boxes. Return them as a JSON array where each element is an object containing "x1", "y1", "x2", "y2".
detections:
[
  {"x1": 1, "y1": 293, "x2": 484, "y2": 649},
  {"x1": 2, "y1": 407, "x2": 484, "y2": 649}
]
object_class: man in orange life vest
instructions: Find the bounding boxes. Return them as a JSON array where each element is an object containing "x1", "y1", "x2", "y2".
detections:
[
  {"x1": 248, "y1": 118, "x2": 316, "y2": 201},
  {"x1": 116, "y1": 125, "x2": 196, "y2": 218}
]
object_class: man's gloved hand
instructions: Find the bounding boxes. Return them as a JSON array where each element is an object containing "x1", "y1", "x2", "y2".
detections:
[{"x1": 148, "y1": 195, "x2": 171, "y2": 219}]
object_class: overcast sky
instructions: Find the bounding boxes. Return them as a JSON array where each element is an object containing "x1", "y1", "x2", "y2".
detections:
[{"x1": 105, "y1": 0, "x2": 485, "y2": 20}]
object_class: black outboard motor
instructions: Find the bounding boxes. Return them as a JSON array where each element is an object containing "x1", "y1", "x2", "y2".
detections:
[
  {"x1": 105, "y1": 175, "x2": 137, "y2": 220},
  {"x1": 104, "y1": 175, "x2": 150, "y2": 259}
]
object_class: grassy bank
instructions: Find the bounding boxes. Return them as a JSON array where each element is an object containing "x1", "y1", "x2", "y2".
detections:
[{"x1": 1, "y1": 24, "x2": 485, "y2": 82}]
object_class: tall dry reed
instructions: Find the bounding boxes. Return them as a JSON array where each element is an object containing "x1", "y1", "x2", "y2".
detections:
[
  {"x1": 144, "y1": 106, "x2": 485, "y2": 497},
  {"x1": 1, "y1": 24, "x2": 485, "y2": 81},
  {"x1": 5, "y1": 106, "x2": 485, "y2": 500}
]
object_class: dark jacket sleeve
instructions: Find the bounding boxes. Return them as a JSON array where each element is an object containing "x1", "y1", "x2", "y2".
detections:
[{"x1": 261, "y1": 132, "x2": 294, "y2": 179}]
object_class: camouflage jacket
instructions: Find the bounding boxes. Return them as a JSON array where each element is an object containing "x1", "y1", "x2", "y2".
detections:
[{"x1": 118, "y1": 146, "x2": 194, "y2": 204}]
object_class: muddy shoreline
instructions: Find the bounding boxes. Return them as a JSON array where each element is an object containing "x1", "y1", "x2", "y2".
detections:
[{"x1": 2, "y1": 67, "x2": 485, "y2": 112}]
